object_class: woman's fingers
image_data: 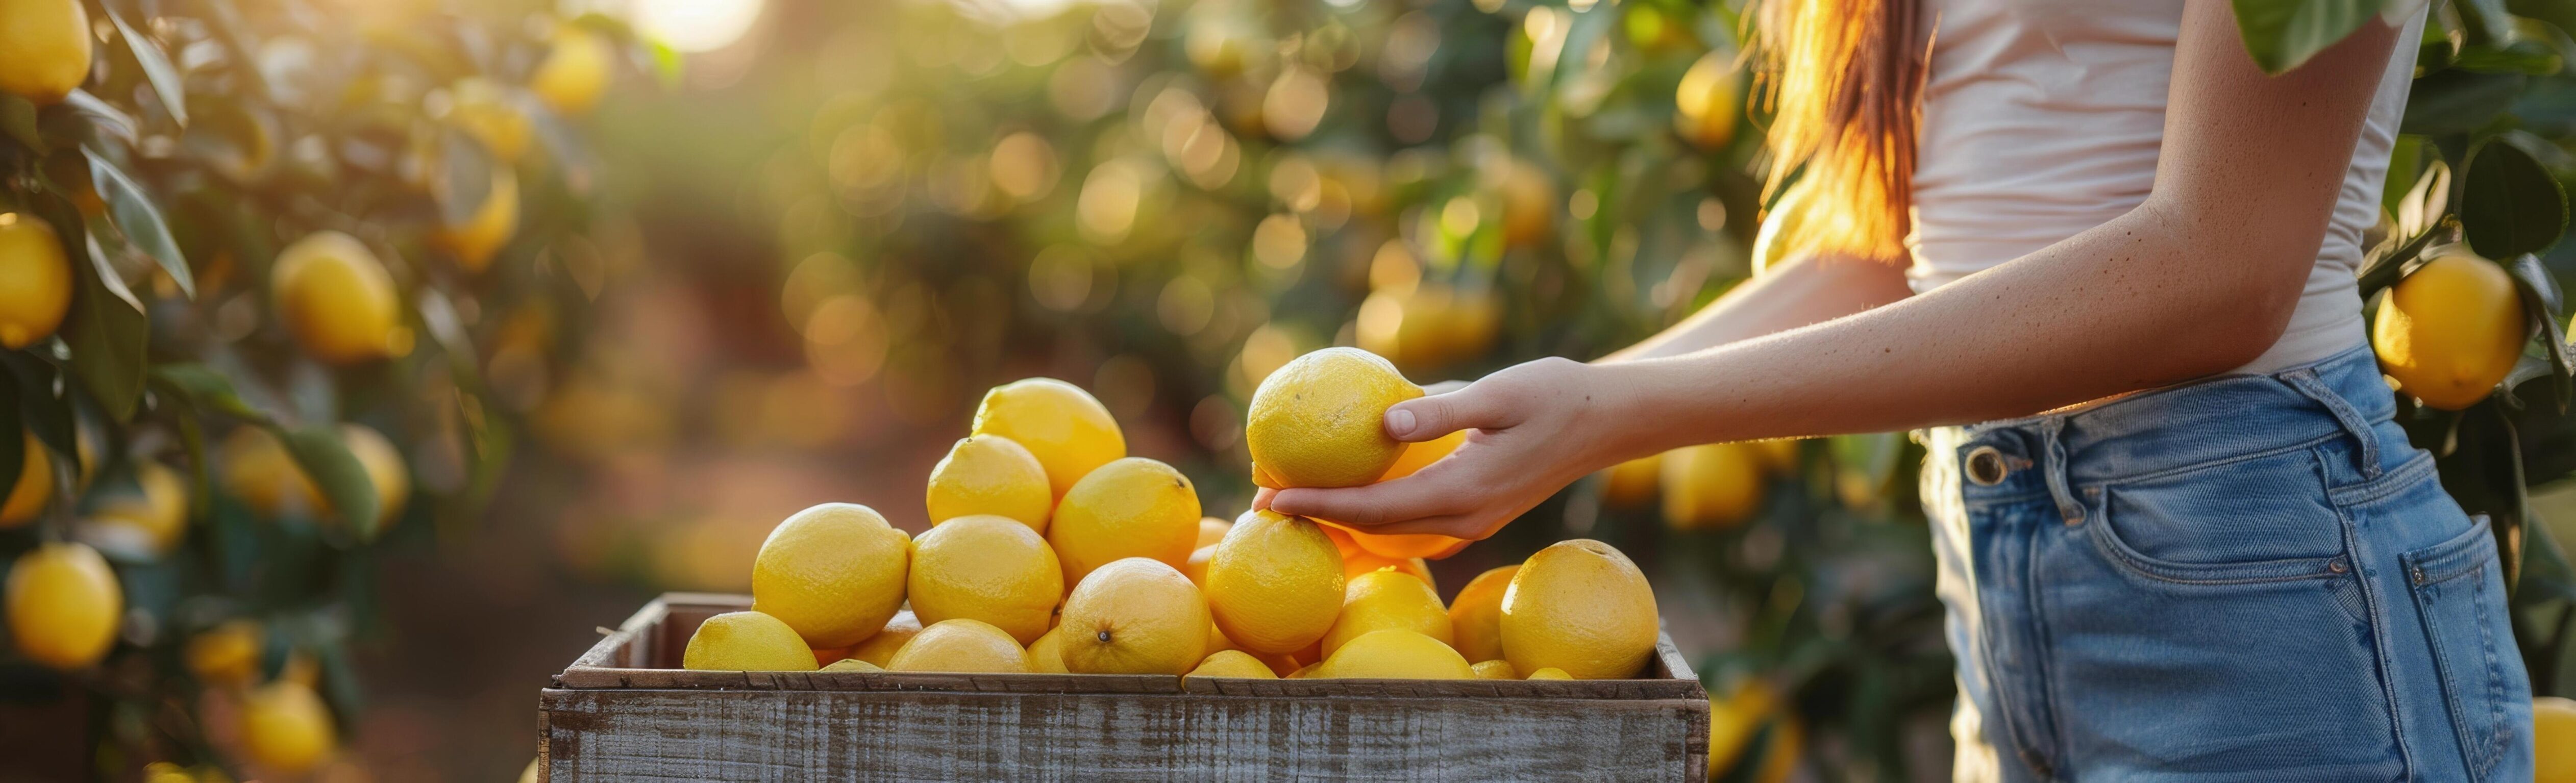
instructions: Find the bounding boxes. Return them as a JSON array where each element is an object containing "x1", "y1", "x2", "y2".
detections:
[
  {"x1": 1268, "y1": 470, "x2": 1465, "y2": 527},
  {"x1": 1249, "y1": 486, "x2": 1279, "y2": 512},
  {"x1": 1388, "y1": 385, "x2": 1515, "y2": 442}
]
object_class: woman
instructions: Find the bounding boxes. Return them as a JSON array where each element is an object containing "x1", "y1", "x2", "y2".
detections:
[{"x1": 1265, "y1": 0, "x2": 2536, "y2": 778}]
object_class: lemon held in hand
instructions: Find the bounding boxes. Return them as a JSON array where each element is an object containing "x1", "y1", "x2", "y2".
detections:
[
  {"x1": 1502, "y1": 539, "x2": 1658, "y2": 679},
  {"x1": 750, "y1": 503, "x2": 911, "y2": 649},
  {"x1": 2373, "y1": 251, "x2": 2527, "y2": 411},
  {"x1": 1247, "y1": 347, "x2": 1423, "y2": 488},
  {"x1": 907, "y1": 514, "x2": 1063, "y2": 644},
  {"x1": 0, "y1": 213, "x2": 73, "y2": 349},
  {"x1": 971, "y1": 378, "x2": 1126, "y2": 500},
  {"x1": 1048, "y1": 457, "x2": 1200, "y2": 585},
  {"x1": 7, "y1": 542, "x2": 121, "y2": 669},
  {"x1": 1205, "y1": 510, "x2": 1346, "y2": 655},
  {"x1": 1057, "y1": 557, "x2": 1209, "y2": 675},
  {"x1": 925, "y1": 435, "x2": 1053, "y2": 532}
]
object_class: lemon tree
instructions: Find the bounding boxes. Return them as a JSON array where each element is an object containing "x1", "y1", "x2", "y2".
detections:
[{"x1": 0, "y1": 1, "x2": 649, "y2": 776}]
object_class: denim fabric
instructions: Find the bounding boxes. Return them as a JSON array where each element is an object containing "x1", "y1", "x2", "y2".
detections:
[{"x1": 1919, "y1": 345, "x2": 2534, "y2": 781}]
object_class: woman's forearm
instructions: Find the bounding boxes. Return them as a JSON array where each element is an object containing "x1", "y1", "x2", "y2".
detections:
[{"x1": 1600, "y1": 251, "x2": 1915, "y2": 363}]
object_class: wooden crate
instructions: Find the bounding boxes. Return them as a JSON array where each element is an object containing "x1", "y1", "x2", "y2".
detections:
[{"x1": 540, "y1": 593, "x2": 1711, "y2": 781}]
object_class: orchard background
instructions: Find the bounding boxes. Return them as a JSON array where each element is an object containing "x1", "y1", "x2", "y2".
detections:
[{"x1": 1, "y1": 0, "x2": 2572, "y2": 780}]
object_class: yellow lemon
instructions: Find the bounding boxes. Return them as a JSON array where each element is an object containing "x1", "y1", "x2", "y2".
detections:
[
  {"x1": 187, "y1": 619, "x2": 264, "y2": 686},
  {"x1": 750, "y1": 503, "x2": 911, "y2": 648},
  {"x1": 1182, "y1": 543, "x2": 1216, "y2": 589},
  {"x1": 1195, "y1": 516, "x2": 1233, "y2": 548},
  {"x1": 1674, "y1": 49, "x2": 1742, "y2": 149},
  {"x1": 925, "y1": 435, "x2": 1053, "y2": 532},
  {"x1": 1186, "y1": 649, "x2": 1279, "y2": 679},
  {"x1": 1753, "y1": 718, "x2": 1803, "y2": 783},
  {"x1": 1471, "y1": 660, "x2": 1518, "y2": 679},
  {"x1": 1336, "y1": 431, "x2": 1469, "y2": 559},
  {"x1": 433, "y1": 165, "x2": 520, "y2": 274},
  {"x1": 444, "y1": 78, "x2": 531, "y2": 163},
  {"x1": 6, "y1": 541, "x2": 120, "y2": 668},
  {"x1": 1448, "y1": 564, "x2": 1519, "y2": 663},
  {"x1": 1057, "y1": 557, "x2": 1208, "y2": 675},
  {"x1": 1498, "y1": 160, "x2": 1556, "y2": 250},
  {"x1": 273, "y1": 232, "x2": 402, "y2": 365},
  {"x1": 1321, "y1": 568, "x2": 1451, "y2": 659},
  {"x1": 1027, "y1": 626, "x2": 1070, "y2": 673},
  {"x1": 682, "y1": 611, "x2": 817, "y2": 671},
  {"x1": 0, "y1": 213, "x2": 72, "y2": 348},
  {"x1": 820, "y1": 658, "x2": 883, "y2": 672},
  {"x1": 1205, "y1": 510, "x2": 1346, "y2": 654},
  {"x1": 886, "y1": 618, "x2": 1032, "y2": 673},
  {"x1": 2374, "y1": 252, "x2": 2528, "y2": 410},
  {"x1": 531, "y1": 26, "x2": 614, "y2": 116},
  {"x1": 1706, "y1": 680, "x2": 1780, "y2": 778},
  {"x1": 1525, "y1": 667, "x2": 1571, "y2": 679},
  {"x1": 241, "y1": 680, "x2": 334, "y2": 774},
  {"x1": 1246, "y1": 347, "x2": 1422, "y2": 489},
  {"x1": 219, "y1": 425, "x2": 408, "y2": 534},
  {"x1": 0, "y1": 0, "x2": 90, "y2": 105},
  {"x1": 848, "y1": 611, "x2": 923, "y2": 667},
  {"x1": 338, "y1": 423, "x2": 410, "y2": 536},
  {"x1": 89, "y1": 460, "x2": 191, "y2": 553},
  {"x1": 1752, "y1": 439, "x2": 1801, "y2": 474},
  {"x1": 144, "y1": 762, "x2": 197, "y2": 783},
  {"x1": 1286, "y1": 662, "x2": 1319, "y2": 678},
  {"x1": 2, "y1": 432, "x2": 52, "y2": 527},
  {"x1": 2538, "y1": 696, "x2": 2576, "y2": 783},
  {"x1": 1601, "y1": 453, "x2": 1662, "y2": 510},
  {"x1": 1752, "y1": 178, "x2": 1821, "y2": 276},
  {"x1": 971, "y1": 378, "x2": 1126, "y2": 500},
  {"x1": 907, "y1": 514, "x2": 1062, "y2": 644},
  {"x1": 1502, "y1": 539, "x2": 1658, "y2": 679},
  {"x1": 1316, "y1": 628, "x2": 1474, "y2": 679},
  {"x1": 1343, "y1": 551, "x2": 1436, "y2": 590},
  {"x1": 1661, "y1": 443, "x2": 1765, "y2": 531},
  {"x1": 1047, "y1": 457, "x2": 1199, "y2": 585}
]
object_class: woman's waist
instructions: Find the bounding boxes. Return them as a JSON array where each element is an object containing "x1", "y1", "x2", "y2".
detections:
[{"x1": 1945, "y1": 343, "x2": 2393, "y2": 487}]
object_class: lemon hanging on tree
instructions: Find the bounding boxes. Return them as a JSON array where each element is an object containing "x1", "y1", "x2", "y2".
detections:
[
  {"x1": 2373, "y1": 251, "x2": 2528, "y2": 410},
  {"x1": 6, "y1": 542, "x2": 121, "y2": 669},
  {"x1": 272, "y1": 232, "x2": 405, "y2": 365},
  {"x1": 0, "y1": 213, "x2": 72, "y2": 349},
  {"x1": 0, "y1": 0, "x2": 91, "y2": 105},
  {"x1": 532, "y1": 25, "x2": 615, "y2": 115},
  {"x1": 1, "y1": 432, "x2": 52, "y2": 527}
]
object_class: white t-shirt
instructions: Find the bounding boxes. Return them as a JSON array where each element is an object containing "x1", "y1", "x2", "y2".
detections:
[{"x1": 1904, "y1": 0, "x2": 2424, "y2": 373}]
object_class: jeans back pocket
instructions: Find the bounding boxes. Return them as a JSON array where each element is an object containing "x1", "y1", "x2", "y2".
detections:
[{"x1": 2400, "y1": 515, "x2": 2512, "y2": 779}]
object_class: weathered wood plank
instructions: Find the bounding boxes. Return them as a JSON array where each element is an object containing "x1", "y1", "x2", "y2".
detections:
[{"x1": 542, "y1": 688, "x2": 1708, "y2": 781}]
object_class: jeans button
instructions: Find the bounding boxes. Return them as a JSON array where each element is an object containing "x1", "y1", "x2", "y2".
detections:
[{"x1": 1965, "y1": 445, "x2": 2009, "y2": 486}]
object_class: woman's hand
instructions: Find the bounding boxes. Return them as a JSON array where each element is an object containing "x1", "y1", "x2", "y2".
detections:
[{"x1": 1261, "y1": 357, "x2": 1630, "y2": 540}]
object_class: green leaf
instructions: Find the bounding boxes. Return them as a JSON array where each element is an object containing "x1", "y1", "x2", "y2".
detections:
[
  {"x1": 55, "y1": 91, "x2": 134, "y2": 147},
  {"x1": 434, "y1": 130, "x2": 494, "y2": 228},
  {"x1": 2505, "y1": 253, "x2": 2574, "y2": 407},
  {"x1": 148, "y1": 364, "x2": 269, "y2": 421},
  {"x1": 2359, "y1": 215, "x2": 2455, "y2": 297},
  {"x1": 272, "y1": 424, "x2": 378, "y2": 541},
  {"x1": 2450, "y1": 41, "x2": 2563, "y2": 73},
  {"x1": 103, "y1": 8, "x2": 186, "y2": 128},
  {"x1": 61, "y1": 225, "x2": 150, "y2": 422},
  {"x1": 2397, "y1": 158, "x2": 2451, "y2": 241},
  {"x1": 0, "y1": 352, "x2": 75, "y2": 458},
  {"x1": 2404, "y1": 69, "x2": 2528, "y2": 134},
  {"x1": 2461, "y1": 134, "x2": 2569, "y2": 259},
  {"x1": 2231, "y1": 0, "x2": 2387, "y2": 74},
  {"x1": 2521, "y1": 507, "x2": 2576, "y2": 604},
  {"x1": 82, "y1": 150, "x2": 191, "y2": 299},
  {"x1": 2458, "y1": 0, "x2": 2518, "y2": 44},
  {"x1": 0, "y1": 94, "x2": 41, "y2": 154}
]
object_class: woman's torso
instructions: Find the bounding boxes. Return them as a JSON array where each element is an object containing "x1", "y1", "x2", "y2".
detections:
[{"x1": 1904, "y1": 0, "x2": 2423, "y2": 374}]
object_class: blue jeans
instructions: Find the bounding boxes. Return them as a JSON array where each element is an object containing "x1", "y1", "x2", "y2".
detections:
[{"x1": 1919, "y1": 345, "x2": 2534, "y2": 781}]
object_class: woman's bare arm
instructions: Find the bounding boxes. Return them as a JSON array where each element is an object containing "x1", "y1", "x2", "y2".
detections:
[
  {"x1": 1270, "y1": 0, "x2": 2402, "y2": 535},
  {"x1": 1600, "y1": 251, "x2": 1916, "y2": 363}
]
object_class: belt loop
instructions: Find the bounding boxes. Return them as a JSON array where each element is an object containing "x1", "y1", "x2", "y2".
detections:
[
  {"x1": 2283, "y1": 368, "x2": 2382, "y2": 479},
  {"x1": 2036, "y1": 418, "x2": 2086, "y2": 525}
]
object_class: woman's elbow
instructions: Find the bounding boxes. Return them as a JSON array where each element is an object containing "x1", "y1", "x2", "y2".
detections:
[{"x1": 2183, "y1": 252, "x2": 2307, "y2": 372}]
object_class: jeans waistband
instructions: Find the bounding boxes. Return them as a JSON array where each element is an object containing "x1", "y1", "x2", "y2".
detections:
[{"x1": 1941, "y1": 343, "x2": 2391, "y2": 506}]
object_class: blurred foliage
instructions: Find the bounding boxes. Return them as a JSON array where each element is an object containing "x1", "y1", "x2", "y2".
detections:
[{"x1": 0, "y1": 0, "x2": 646, "y2": 777}]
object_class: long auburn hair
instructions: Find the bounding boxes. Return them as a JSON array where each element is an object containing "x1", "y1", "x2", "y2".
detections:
[{"x1": 1754, "y1": 0, "x2": 1933, "y2": 260}]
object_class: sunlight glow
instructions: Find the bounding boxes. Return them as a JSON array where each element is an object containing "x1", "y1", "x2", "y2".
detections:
[{"x1": 633, "y1": 0, "x2": 765, "y2": 53}]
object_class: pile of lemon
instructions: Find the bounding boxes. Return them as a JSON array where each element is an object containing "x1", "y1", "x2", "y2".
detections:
[{"x1": 684, "y1": 348, "x2": 1663, "y2": 683}]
